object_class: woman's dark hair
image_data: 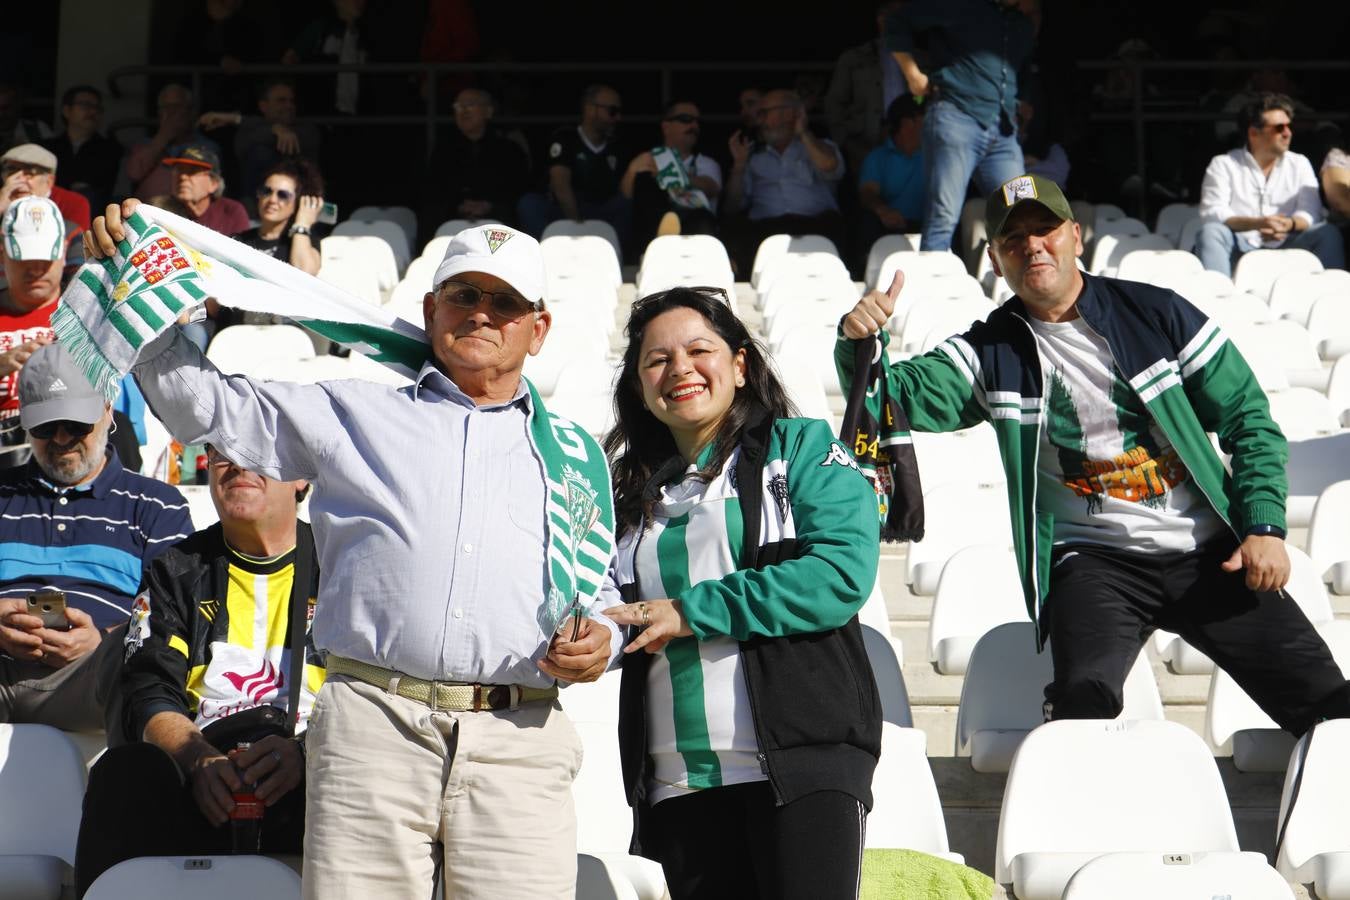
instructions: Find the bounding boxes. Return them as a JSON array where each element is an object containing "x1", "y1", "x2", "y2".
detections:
[
  {"x1": 260, "y1": 158, "x2": 326, "y2": 224},
  {"x1": 602, "y1": 286, "x2": 797, "y2": 536}
]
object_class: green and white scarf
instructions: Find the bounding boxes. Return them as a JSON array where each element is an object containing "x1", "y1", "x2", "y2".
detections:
[
  {"x1": 53, "y1": 205, "x2": 615, "y2": 631},
  {"x1": 651, "y1": 146, "x2": 711, "y2": 212}
]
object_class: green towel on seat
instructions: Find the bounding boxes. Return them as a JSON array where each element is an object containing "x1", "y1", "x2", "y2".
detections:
[{"x1": 861, "y1": 849, "x2": 996, "y2": 900}]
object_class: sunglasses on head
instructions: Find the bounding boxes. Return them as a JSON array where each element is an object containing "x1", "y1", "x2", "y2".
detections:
[
  {"x1": 630, "y1": 284, "x2": 731, "y2": 315},
  {"x1": 28, "y1": 419, "x2": 96, "y2": 441},
  {"x1": 664, "y1": 113, "x2": 699, "y2": 124},
  {"x1": 256, "y1": 185, "x2": 296, "y2": 202},
  {"x1": 438, "y1": 281, "x2": 542, "y2": 320}
]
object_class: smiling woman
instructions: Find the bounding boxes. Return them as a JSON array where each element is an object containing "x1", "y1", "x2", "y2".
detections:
[{"x1": 600, "y1": 286, "x2": 882, "y2": 899}]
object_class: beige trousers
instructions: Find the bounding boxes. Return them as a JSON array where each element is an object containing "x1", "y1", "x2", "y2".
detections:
[{"x1": 302, "y1": 674, "x2": 584, "y2": 900}]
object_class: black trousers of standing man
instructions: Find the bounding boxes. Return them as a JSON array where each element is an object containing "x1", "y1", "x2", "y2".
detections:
[{"x1": 1042, "y1": 539, "x2": 1350, "y2": 734}]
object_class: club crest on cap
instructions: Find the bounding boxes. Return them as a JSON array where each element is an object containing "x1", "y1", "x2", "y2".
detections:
[
  {"x1": 26, "y1": 204, "x2": 45, "y2": 230},
  {"x1": 483, "y1": 227, "x2": 513, "y2": 254},
  {"x1": 1002, "y1": 175, "x2": 1038, "y2": 207}
]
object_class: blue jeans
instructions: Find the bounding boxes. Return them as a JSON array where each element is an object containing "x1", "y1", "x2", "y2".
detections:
[
  {"x1": 920, "y1": 99, "x2": 1025, "y2": 252},
  {"x1": 516, "y1": 191, "x2": 632, "y2": 257},
  {"x1": 1195, "y1": 220, "x2": 1346, "y2": 277}
]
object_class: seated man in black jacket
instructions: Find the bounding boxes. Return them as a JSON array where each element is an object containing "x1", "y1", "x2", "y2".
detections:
[
  {"x1": 74, "y1": 446, "x2": 320, "y2": 897},
  {"x1": 422, "y1": 88, "x2": 530, "y2": 238}
]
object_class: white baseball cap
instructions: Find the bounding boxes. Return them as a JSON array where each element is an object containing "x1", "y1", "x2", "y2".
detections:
[
  {"x1": 3, "y1": 196, "x2": 66, "y2": 262},
  {"x1": 432, "y1": 224, "x2": 546, "y2": 305}
]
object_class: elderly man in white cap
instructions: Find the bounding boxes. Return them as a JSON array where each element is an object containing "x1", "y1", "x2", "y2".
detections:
[
  {"x1": 87, "y1": 200, "x2": 622, "y2": 900},
  {"x1": 0, "y1": 142, "x2": 91, "y2": 232}
]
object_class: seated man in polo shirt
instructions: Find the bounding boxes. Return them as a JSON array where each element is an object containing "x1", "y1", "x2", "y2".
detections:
[
  {"x1": 856, "y1": 94, "x2": 925, "y2": 269},
  {"x1": 151, "y1": 143, "x2": 250, "y2": 237},
  {"x1": 722, "y1": 88, "x2": 846, "y2": 275},
  {"x1": 0, "y1": 343, "x2": 191, "y2": 731}
]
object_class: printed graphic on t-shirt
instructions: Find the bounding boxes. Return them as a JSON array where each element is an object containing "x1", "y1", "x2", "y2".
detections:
[{"x1": 1044, "y1": 368, "x2": 1190, "y2": 514}]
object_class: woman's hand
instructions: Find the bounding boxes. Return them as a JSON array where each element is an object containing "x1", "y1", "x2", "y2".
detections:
[
  {"x1": 603, "y1": 599, "x2": 692, "y2": 655},
  {"x1": 293, "y1": 195, "x2": 322, "y2": 229}
]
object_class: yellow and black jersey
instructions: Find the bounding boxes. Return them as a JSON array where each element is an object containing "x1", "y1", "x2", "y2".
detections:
[{"x1": 121, "y1": 521, "x2": 324, "y2": 741}]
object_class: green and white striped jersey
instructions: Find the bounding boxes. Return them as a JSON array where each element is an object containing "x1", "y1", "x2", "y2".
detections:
[{"x1": 1029, "y1": 316, "x2": 1225, "y2": 552}]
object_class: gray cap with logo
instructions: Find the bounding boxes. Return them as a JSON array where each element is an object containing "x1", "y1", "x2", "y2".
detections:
[{"x1": 18, "y1": 343, "x2": 106, "y2": 430}]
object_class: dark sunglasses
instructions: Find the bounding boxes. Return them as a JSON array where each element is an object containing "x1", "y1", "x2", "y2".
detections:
[
  {"x1": 664, "y1": 114, "x2": 700, "y2": 125},
  {"x1": 1, "y1": 162, "x2": 51, "y2": 179},
  {"x1": 438, "y1": 281, "x2": 542, "y2": 320},
  {"x1": 1264, "y1": 122, "x2": 1293, "y2": 133},
  {"x1": 631, "y1": 284, "x2": 731, "y2": 315},
  {"x1": 590, "y1": 103, "x2": 622, "y2": 116},
  {"x1": 29, "y1": 420, "x2": 96, "y2": 440},
  {"x1": 257, "y1": 185, "x2": 296, "y2": 202}
]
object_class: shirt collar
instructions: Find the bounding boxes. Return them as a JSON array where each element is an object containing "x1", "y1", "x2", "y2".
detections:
[
  {"x1": 412, "y1": 360, "x2": 533, "y2": 412},
  {"x1": 27, "y1": 445, "x2": 121, "y2": 498}
]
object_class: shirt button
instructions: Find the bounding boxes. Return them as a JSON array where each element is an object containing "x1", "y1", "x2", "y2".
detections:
[
  {"x1": 453, "y1": 609, "x2": 464, "y2": 619},
  {"x1": 463, "y1": 543, "x2": 473, "y2": 554},
  {"x1": 57, "y1": 523, "x2": 67, "y2": 532},
  {"x1": 58, "y1": 497, "x2": 68, "y2": 505}
]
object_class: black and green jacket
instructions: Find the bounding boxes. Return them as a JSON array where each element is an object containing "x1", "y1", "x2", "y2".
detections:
[{"x1": 835, "y1": 272, "x2": 1288, "y2": 642}]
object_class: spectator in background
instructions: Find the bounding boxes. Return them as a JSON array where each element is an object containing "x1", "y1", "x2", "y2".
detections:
[
  {"x1": 825, "y1": 1, "x2": 906, "y2": 174},
  {"x1": 0, "y1": 83, "x2": 53, "y2": 152},
  {"x1": 285, "y1": 0, "x2": 369, "y2": 115},
  {"x1": 857, "y1": 94, "x2": 925, "y2": 262},
  {"x1": 1322, "y1": 142, "x2": 1350, "y2": 251},
  {"x1": 422, "y1": 88, "x2": 529, "y2": 235},
  {"x1": 722, "y1": 88, "x2": 845, "y2": 276},
  {"x1": 0, "y1": 143, "x2": 91, "y2": 235},
  {"x1": 200, "y1": 79, "x2": 322, "y2": 210},
  {"x1": 1018, "y1": 102, "x2": 1069, "y2": 189},
  {"x1": 0, "y1": 198, "x2": 64, "y2": 470},
  {"x1": 737, "y1": 88, "x2": 763, "y2": 135},
  {"x1": 124, "y1": 84, "x2": 219, "y2": 201},
  {"x1": 237, "y1": 158, "x2": 324, "y2": 272},
  {"x1": 885, "y1": 0, "x2": 1038, "y2": 252},
  {"x1": 0, "y1": 343, "x2": 191, "y2": 733},
  {"x1": 75, "y1": 447, "x2": 318, "y2": 897},
  {"x1": 152, "y1": 144, "x2": 249, "y2": 237},
  {"x1": 42, "y1": 86, "x2": 123, "y2": 214},
  {"x1": 1196, "y1": 93, "x2": 1344, "y2": 277},
  {"x1": 620, "y1": 100, "x2": 721, "y2": 245},
  {"x1": 168, "y1": 0, "x2": 278, "y2": 112},
  {"x1": 518, "y1": 84, "x2": 630, "y2": 250}
]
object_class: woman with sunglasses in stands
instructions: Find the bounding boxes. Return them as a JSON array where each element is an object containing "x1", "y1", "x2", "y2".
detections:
[
  {"x1": 600, "y1": 286, "x2": 881, "y2": 899},
  {"x1": 236, "y1": 158, "x2": 325, "y2": 275}
]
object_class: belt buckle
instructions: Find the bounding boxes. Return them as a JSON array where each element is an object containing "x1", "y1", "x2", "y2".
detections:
[{"x1": 427, "y1": 679, "x2": 444, "y2": 712}]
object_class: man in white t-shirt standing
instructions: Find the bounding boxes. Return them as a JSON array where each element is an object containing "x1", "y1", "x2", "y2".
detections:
[
  {"x1": 838, "y1": 173, "x2": 1350, "y2": 734},
  {"x1": 1195, "y1": 92, "x2": 1344, "y2": 276}
]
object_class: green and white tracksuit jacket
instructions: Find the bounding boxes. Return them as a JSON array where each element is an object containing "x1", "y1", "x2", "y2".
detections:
[
  {"x1": 835, "y1": 272, "x2": 1288, "y2": 642},
  {"x1": 612, "y1": 416, "x2": 882, "y2": 839}
]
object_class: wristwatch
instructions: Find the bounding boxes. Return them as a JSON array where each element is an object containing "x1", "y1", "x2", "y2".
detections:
[
  {"x1": 1245, "y1": 524, "x2": 1287, "y2": 539},
  {"x1": 288, "y1": 225, "x2": 311, "y2": 237}
]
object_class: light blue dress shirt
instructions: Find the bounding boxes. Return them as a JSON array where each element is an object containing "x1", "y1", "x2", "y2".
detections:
[
  {"x1": 743, "y1": 138, "x2": 845, "y2": 220},
  {"x1": 133, "y1": 330, "x2": 622, "y2": 687}
]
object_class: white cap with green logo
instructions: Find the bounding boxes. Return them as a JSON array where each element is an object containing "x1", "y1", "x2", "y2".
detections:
[{"x1": 3, "y1": 196, "x2": 65, "y2": 262}]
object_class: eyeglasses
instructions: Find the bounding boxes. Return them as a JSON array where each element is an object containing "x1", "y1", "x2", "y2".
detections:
[
  {"x1": 664, "y1": 113, "x2": 699, "y2": 124},
  {"x1": 437, "y1": 281, "x2": 542, "y2": 320},
  {"x1": 256, "y1": 185, "x2": 296, "y2": 202},
  {"x1": 756, "y1": 105, "x2": 795, "y2": 116},
  {"x1": 28, "y1": 420, "x2": 96, "y2": 441},
  {"x1": 1, "y1": 162, "x2": 51, "y2": 179},
  {"x1": 590, "y1": 103, "x2": 622, "y2": 116},
  {"x1": 630, "y1": 284, "x2": 731, "y2": 315},
  {"x1": 1263, "y1": 121, "x2": 1293, "y2": 134},
  {"x1": 204, "y1": 444, "x2": 239, "y2": 468}
]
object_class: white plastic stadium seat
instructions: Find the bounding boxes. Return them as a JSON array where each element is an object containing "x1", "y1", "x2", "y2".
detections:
[
  {"x1": 1233, "y1": 247, "x2": 1323, "y2": 301},
  {"x1": 1113, "y1": 248, "x2": 1203, "y2": 288},
  {"x1": 542, "y1": 219, "x2": 622, "y2": 262},
  {"x1": 769, "y1": 324, "x2": 842, "y2": 397},
  {"x1": 1265, "y1": 387, "x2": 1343, "y2": 441},
  {"x1": 547, "y1": 358, "x2": 619, "y2": 438},
  {"x1": 1288, "y1": 432, "x2": 1350, "y2": 528},
  {"x1": 542, "y1": 234, "x2": 622, "y2": 289},
  {"x1": 755, "y1": 252, "x2": 851, "y2": 307},
  {"x1": 0, "y1": 724, "x2": 87, "y2": 900},
  {"x1": 927, "y1": 544, "x2": 1027, "y2": 675},
  {"x1": 1226, "y1": 319, "x2": 1326, "y2": 392},
  {"x1": 865, "y1": 724, "x2": 962, "y2": 862},
  {"x1": 432, "y1": 217, "x2": 499, "y2": 239},
  {"x1": 873, "y1": 250, "x2": 966, "y2": 291},
  {"x1": 862, "y1": 624, "x2": 913, "y2": 728},
  {"x1": 1307, "y1": 481, "x2": 1350, "y2": 595},
  {"x1": 750, "y1": 234, "x2": 840, "y2": 289},
  {"x1": 907, "y1": 481, "x2": 1012, "y2": 595},
  {"x1": 994, "y1": 719, "x2": 1243, "y2": 900},
  {"x1": 1092, "y1": 216, "x2": 1150, "y2": 239},
  {"x1": 1276, "y1": 718, "x2": 1350, "y2": 898},
  {"x1": 1206, "y1": 619, "x2": 1350, "y2": 772},
  {"x1": 206, "y1": 324, "x2": 316, "y2": 377},
  {"x1": 332, "y1": 219, "x2": 411, "y2": 274},
  {"x1": 910, "y1": 424, "x2": 1004, "y2": 493},
  {"x1": 955, "y1": 622, "x2": 1162, "y2": 773},
  {"x1": 348, "y1": 204, "x2": 417, "y2": 250},
  {"x1": 319, "y1": 235, "x2": 398, "y2": 296},
  {"x1": 83, "y1": 855, "x2": 301, "y2": 900},
  {"x1": 1153, "y1": 202, "x2": 1199, "y2": 247},
  {"x1": 1061, "y1": 850, "x2": 1293, "y2": 899},
  {"x1": 576, "y1": 853, "x2": 640, "y2": 900},
  {"x1": 863, "y1": 234, "x2": 918, "y2": 289},
  {"x1": 1306, "y1": 294, "x2": 1350, "y2": 360},
  {"x1": 1087, "y1": 233, "x2": 1171, "y2": 275},
  {"x1": 896, "y1": 295, "x2": 992, "y2": 354},
  {"x1": 1184, "y1": 289, "x2": 1273, "y2": 330},
  {"x1": 1268, "y1": 268, "x2": 1350, "y2": 325},
  {"x1": 1091, "y1": 203, "x2": 1127, "y2": 232},
  {"x1": 1175, "y1": 215, "x2": 1205, "y2": 254},
  {"x1": 638, "y1": 234, "x2": 732, "y2": 282}
]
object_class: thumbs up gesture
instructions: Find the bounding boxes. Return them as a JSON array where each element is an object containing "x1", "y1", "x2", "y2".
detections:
[{"x1": 841, "y1": 270, "x2": 904, "y2": 339}]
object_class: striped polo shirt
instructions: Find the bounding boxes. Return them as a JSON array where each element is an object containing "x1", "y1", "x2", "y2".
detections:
[{"x1": 0, "y1": 449, "x2": 193, "y2": 628}]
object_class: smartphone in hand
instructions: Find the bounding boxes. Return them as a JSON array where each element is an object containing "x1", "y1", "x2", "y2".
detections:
[{"x1": 27, "y1": 588, "x2": 70, "y2": 631}]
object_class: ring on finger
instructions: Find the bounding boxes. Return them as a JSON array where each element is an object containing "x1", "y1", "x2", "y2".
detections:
[{"x1": 639, "y1": 603, "x2": 650, "y2": 627}]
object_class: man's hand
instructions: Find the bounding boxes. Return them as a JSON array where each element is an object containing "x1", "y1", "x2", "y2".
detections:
[
  {"x1": 842, "y1": 270, "x2": 904, "y2": 339},
  {"x1": 272, "y1": 124, "x2": 300, "y2": 155},
  {"x1": 793, "y1": 107, "x2": 809, "y2": 137},
  {"x1": 538, "y1": 615, "x2": 610, "y2": 683},
  {"x1": 728, "y1": 130, "x2": 752, "y2": 167},
  {"x1": 1221, "y1": 535, "x2": 1291, "y2": 593},
  {"x1": 0, "y1": 172, "x2": 32, "y2": 212},
  {"x1": 36, "y1": 606, "x2": 102, "y2": 669},
  {"x1": 603, "y1": 599, "x2": 693, "y2": 656},
  {"x1": 197, "y1": 112, "x2": 240, "y2": 131},
  {"x1": 904, "y1": 69, "x2": 930, "y2": 99},
  {"x1": 627, "y1": 151, "x2": 657, "y2": 176},
  {"x1": 1258, "y1": 214, "x2": 1294, "y2": 241},
  {"x1": 188, "y1": 750, "x2": 243, "y2": 827},
  {"x1": 85, "y1": 199, "x2": 142, "y2": 260},
  {"x1": 233, "y1": 735, "x2": 305, "y2": 806},
  {"x1": 0, "y1": 598, "x2": 44, "y2": 661},
  {"x1": 877, "y1": 207, "x2": 908, "y2": 231},
  {"x1": 0, "y1": 335, "x2": 54, "y2": 377}
]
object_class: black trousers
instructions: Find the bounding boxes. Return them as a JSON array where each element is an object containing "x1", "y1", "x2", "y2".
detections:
[
  {"x1": 631, "y1": 172, "x2": 719, "y2": 249},
  {"x1": 74, "y1": 742, "x2": 305, "y2": 898},
  {"x1": 646, "y1": 782, "x2": 865, "y2": 900},
  {"x1": 1042, "y1": 540, "x2": 1350, "y2": 734}
]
